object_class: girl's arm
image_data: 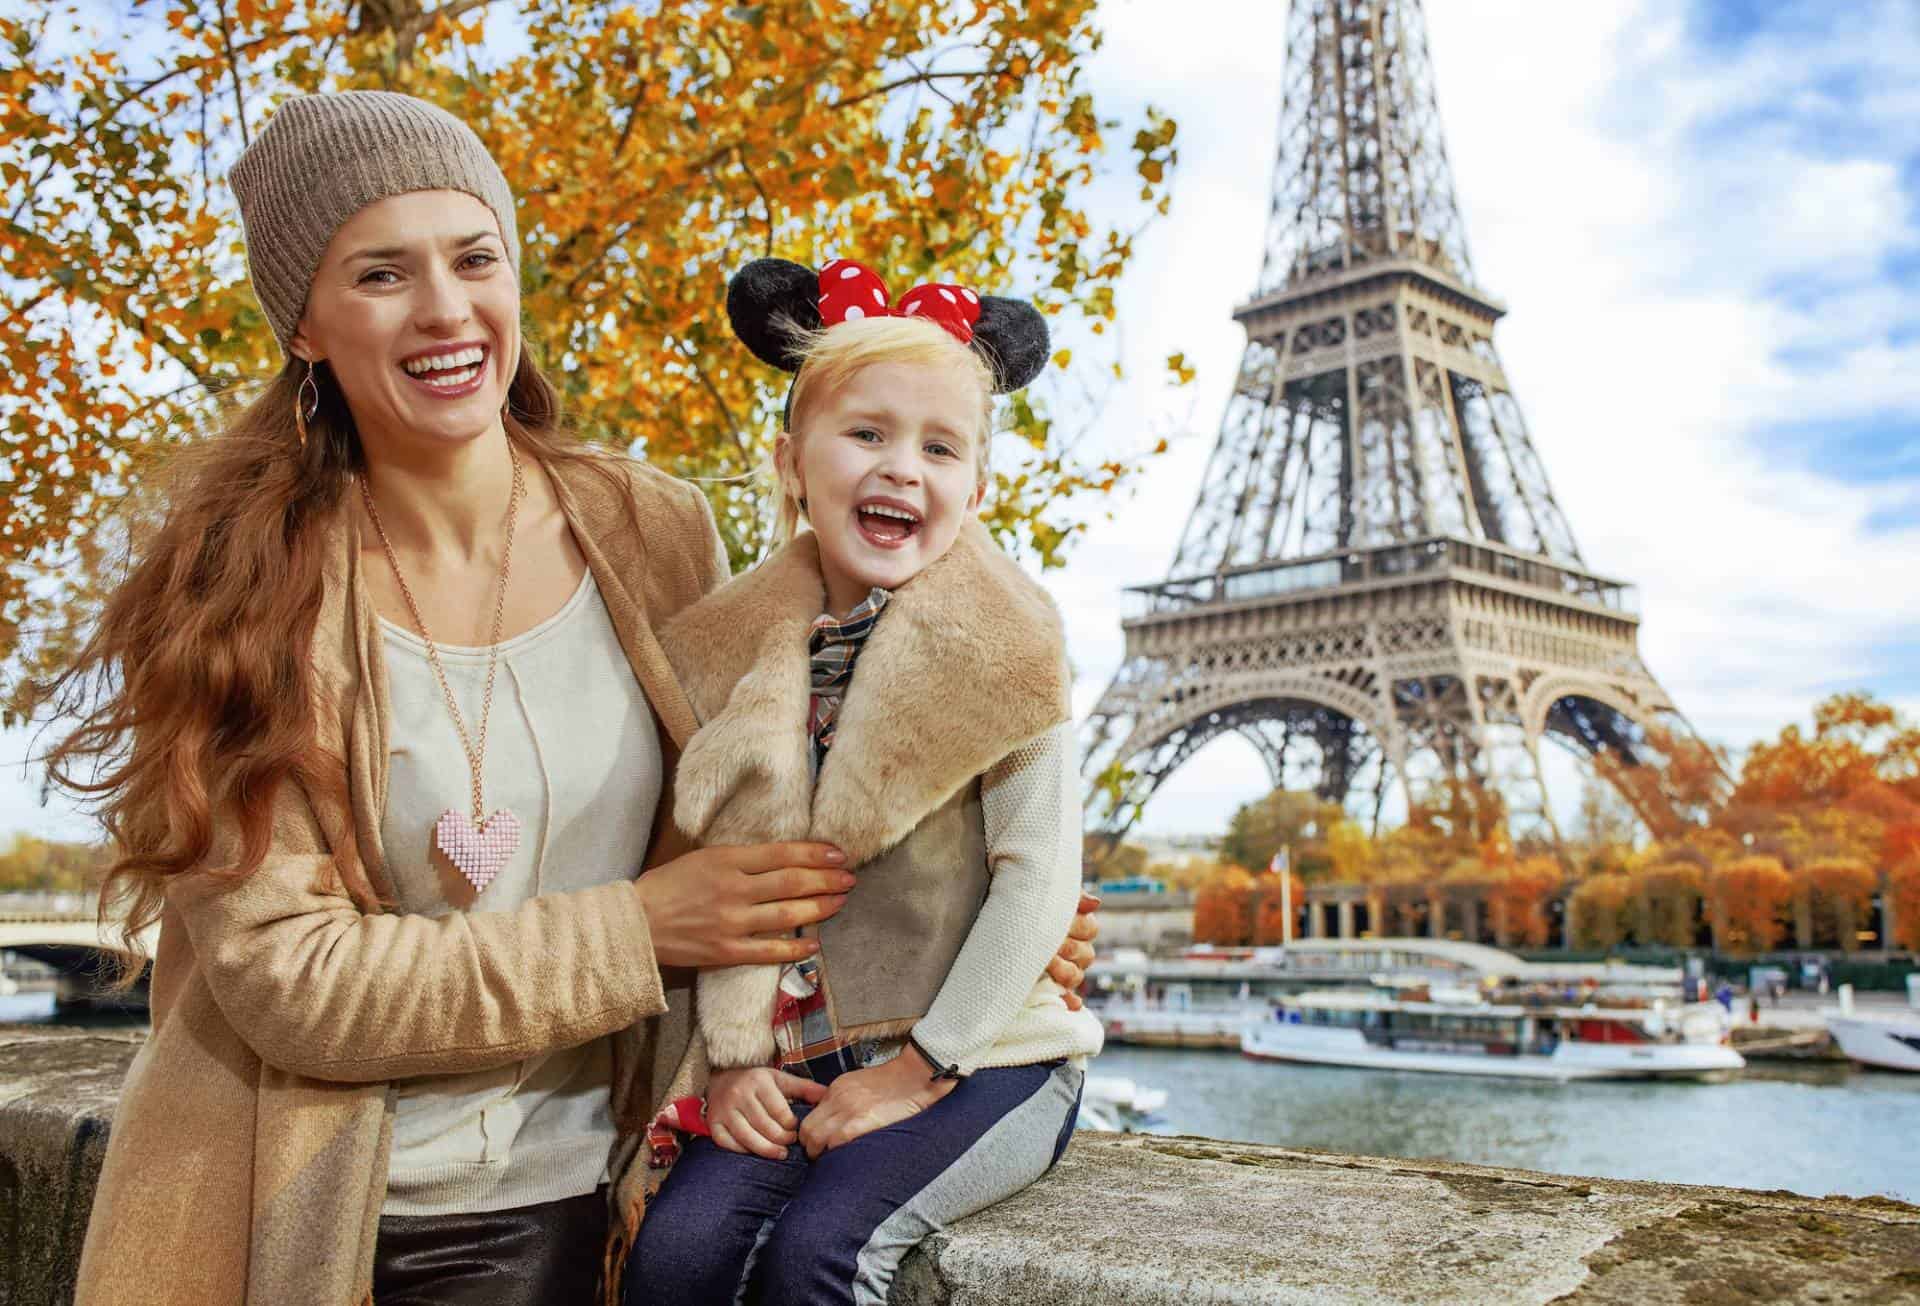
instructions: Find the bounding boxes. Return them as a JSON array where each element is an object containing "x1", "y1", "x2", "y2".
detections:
[
  {"x1": 907, "y1": 719, "x2": 1087, "y2": 1076},
  {"x1": 797, "y1": 721, "x2": 1088, "y2": 1155}
]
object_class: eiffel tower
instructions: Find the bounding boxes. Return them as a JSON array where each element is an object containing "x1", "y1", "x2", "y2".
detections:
[{"x1": 1082, "y1": 0, "x2": 1706, "y2": 844}]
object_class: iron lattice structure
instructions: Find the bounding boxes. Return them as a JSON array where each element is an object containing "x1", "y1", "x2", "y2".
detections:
[{"x1": 1083, "y1": 0, "x2": 1707, "y2": 843}]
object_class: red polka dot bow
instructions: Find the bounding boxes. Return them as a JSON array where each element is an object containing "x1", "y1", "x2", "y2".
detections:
[{"x1": 818, "y1": 259, "x2": 982, "y2": 345}]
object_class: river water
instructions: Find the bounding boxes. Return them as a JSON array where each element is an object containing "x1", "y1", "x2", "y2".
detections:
[
  {"x1": 14, "y1": 991, "x2": 1912, "y2": 1204},
  {"x1": 1088, "y1": 1043, "x2": 1919, "y2": 1204}
]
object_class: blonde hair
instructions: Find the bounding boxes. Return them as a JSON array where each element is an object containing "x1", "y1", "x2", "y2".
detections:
[{"x1": 772, "y1": 315, "x2": 994, "y2": 545}]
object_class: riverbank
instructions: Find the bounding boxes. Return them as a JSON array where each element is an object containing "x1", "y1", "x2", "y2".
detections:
[{"x1": 5, "y1": 1025, "x2": 1916, "y2": 1304}]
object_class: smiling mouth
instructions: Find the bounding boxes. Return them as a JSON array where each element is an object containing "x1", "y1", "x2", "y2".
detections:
[
  {"x1": 856, "y1": 503, "x2": 922, "y2": 546},
  {"x1": 399, "y1": 345, "x2": 489, "y2": 395}
]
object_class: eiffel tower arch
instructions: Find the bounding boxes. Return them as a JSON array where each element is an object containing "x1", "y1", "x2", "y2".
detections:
[{"x1": 1083, "y1": 0, "x2": 1712, "y2": 844}]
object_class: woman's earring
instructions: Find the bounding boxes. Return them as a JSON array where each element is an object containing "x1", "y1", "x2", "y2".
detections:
[{"x1": 294, "y1": 363, "x2": 321, "y2": 450}]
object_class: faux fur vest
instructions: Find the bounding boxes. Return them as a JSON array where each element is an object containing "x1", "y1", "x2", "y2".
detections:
[{"x1": 658, "y1": 522, "x2": 1071, "y2": 1067}]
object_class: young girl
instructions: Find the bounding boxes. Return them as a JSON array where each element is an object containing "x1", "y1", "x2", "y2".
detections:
[{"x1": 625, "y1": 258, "x2": 1103, "y2": 1305}]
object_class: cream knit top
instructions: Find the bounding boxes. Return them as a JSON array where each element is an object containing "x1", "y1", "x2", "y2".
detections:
[{"x1": 378, "y1": 572, "x2": 661, "y2": 1216}]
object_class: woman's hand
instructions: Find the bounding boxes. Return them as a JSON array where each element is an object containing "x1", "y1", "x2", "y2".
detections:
[
  {"x1": 1045, "y1": 891, "x2": 1100, "y2": 1010},
  {"x1": 707, "y1": 1066, "x2": 829, "y2": 1159},
  {"x1": 798, "y1": 1045, "x2": 956, "y2": 1159},
  {"x1": 636, "y1": 842, "x2": 853, "y2": 969}
]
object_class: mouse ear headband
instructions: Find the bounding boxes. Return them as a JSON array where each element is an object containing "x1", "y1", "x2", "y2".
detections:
[{"x1": 725, "y1": 257, "x2": 1050, "y2": 408}]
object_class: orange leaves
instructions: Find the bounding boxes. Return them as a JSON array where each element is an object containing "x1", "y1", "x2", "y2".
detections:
[
  {"x1": 1888, "y1": 859, "x2": 1920, "y2": 952},
  {"x1": 1708, "y1": 856, "x2": 1795, "y2": 955},
  {"x1": 4, "y1": 0, "x2": 1179, "y2": 666},
  {"x1": 1568, "y1": 873, "x2": 1632, "y2": 950}
]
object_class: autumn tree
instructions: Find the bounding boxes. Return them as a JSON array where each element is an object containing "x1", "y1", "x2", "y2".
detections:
[
  {"x1": 1191, "y1": 863, "x2": 1254, "y2": 946},
  {"x1": 1629, "y1": 857, "x2": 1705, "y2": 950},
  {"x1": 1796, "y1": 858, "x2": 1878, "y2": 951},
  {"x1": 1567, "y1": 873, "x2": 1631, "y2": 951},
  {"x1": 1483, "y1": 856, "x2": 1560, "y2": 949},
  {"x1": 1888, "y1": 858, "x2": 1920, "y2": 952},
  {"x1": 1220, "y1": 788, "x2": 1343, "y2": 877},
  {"x1": 1084, "y1": 838, "x2": 1147, "y2": 883},
  {"x1": 1708, "y1": 856, "x2": 1794, "y2": 955},
  {"x1": 0, "y1": 834, "x2": 108, "y2": 893},
  {"x1": 2, "y1": 0, "x2": 1179, "y2": 697}
]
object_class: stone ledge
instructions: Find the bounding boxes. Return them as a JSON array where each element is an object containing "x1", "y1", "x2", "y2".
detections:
[{"x1": 4, "y1": 1027, "x2": 1917, "y2": 1306}]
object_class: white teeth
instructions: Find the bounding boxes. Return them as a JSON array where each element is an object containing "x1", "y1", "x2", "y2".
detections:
[
  {"x1": 862, "y1": 504, "x2": 920, "y2": 523},
  {"x1": 402, "y1": 346, "x2": 486, "y2": 376}
]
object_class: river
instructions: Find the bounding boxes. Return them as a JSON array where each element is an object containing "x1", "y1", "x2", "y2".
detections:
[
  {"x1": 1087, "y1": 1043, "x2": 1919, "y2": 1203},
  {"x1": 12, "y1": 991, "x2": 1912, "y2": 1204}
]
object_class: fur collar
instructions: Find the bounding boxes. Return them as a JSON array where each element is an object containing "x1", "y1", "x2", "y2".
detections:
[{"x1": 659, "y1": 522, "x2": 1069, "y2": 865}]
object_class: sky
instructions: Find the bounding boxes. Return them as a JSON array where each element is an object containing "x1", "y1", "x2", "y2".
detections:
[{"x1": 5, "y1": 0, "x2": 1919, "y2": 843}]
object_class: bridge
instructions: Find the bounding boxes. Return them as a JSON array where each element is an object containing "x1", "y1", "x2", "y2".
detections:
[{"x1": 0, "y1": 894, "x2": 156, "y2": 1012}]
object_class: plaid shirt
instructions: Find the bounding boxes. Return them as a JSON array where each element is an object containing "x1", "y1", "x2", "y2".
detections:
[{"x1": 649, "y1": 587, "x2": 894, "y2": 1166}]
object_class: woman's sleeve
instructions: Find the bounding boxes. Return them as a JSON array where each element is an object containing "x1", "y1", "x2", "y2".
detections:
[
  {"x1": 908, "y1": 721, "x2": 1083, "y2": 1076},
  {"x1": 687, "y1": 482, "x2": 732, "y2": 597},
  {"x1": 170, "y1": 780, "x2": 668, "y2": 1084}
]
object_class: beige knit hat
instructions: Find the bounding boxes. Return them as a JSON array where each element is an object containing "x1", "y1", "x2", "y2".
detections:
[{"x1": 230, "y1": 91, "x2": 520, "y2": 353}]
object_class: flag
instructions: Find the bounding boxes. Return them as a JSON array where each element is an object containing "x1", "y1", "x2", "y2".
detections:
[{"x1": 1268, "y1": 847, "x2": 1290, "y2": 875}]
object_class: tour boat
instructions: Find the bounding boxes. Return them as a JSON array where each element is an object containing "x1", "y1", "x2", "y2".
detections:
[
  {"x1": 1826, "y1": 1013, "x2": 1920, "y2": 1073},
  {"x1": 1241, "y1": 989, "x2": 1744, "y2": 1081},
  {"x1": 1088, "y1": 938, "x2": 1688, "y2": 1050}
]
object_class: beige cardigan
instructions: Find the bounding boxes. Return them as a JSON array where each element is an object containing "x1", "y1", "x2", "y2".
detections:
[{"x1": 74, "y1": 455, "x2": 728, "y2": 1306}]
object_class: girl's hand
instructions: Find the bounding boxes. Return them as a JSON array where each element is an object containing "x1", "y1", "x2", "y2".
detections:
[
  {"x1": 636, "y1": 842, "x2": 854, "y2": 969},
  {"x1": 1046, "y1": 891, "x2": 1101, "y2": 1010},
  {"x1": 798, "y1": 1045, "x2": 956, "y2": 1158},
  {"x1": 706, "y1": 1066, "x2": 829, "y2": 1159}
]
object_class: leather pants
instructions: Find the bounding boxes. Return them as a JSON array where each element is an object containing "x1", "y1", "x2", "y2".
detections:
[{"x1": 372, "y1": 1188, "x2": 608, "y2": 1306}]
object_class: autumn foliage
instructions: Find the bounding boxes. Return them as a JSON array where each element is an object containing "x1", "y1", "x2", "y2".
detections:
[
  {"x1": 1708, "y1": 857, "x2": 1794, "y2": 955},
  {"x1": 1166, "y1": 691, "x2": 1920, "y2": 955},
  {"x1": 1, "y1": 0, "x2": 1180, "y2": 694}
]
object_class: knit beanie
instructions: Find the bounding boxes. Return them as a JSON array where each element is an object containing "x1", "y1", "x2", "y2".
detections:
[{"x1": 230, "y1": 91, "x2": 520, "y2": 353}]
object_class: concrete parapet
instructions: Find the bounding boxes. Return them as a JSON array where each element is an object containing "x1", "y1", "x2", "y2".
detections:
[
  {"x1": 0, "y1": 1027, "x2": 140, "y2": 1306},
  {"x1": 4, "y1": 1027, "x2": 1918, "y2": 1305}
]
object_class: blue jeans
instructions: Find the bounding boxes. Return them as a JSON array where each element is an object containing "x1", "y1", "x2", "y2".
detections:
[{"x1": 625, "y1": 1060, "x2": 1081, "y2": 1306}]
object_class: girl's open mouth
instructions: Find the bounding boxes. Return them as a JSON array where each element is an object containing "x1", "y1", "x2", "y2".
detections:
[
  {"x1": 856, "y1": 502, "x2": 922, "y2": 547},
  {"x1": 399, "y1": 344, "x2": 489, "y2": 398}
]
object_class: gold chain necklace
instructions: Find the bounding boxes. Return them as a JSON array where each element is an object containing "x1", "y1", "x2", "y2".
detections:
[{"x1": 359, "y1": 446, "x2": 526, "y2": 893}]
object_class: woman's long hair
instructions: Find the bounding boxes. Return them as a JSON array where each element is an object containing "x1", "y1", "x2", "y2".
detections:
[{"x1": 41, "y1": 344, "x2": 632, "y2": 974}]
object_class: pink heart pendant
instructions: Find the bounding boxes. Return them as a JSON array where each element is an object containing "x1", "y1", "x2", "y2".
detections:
[{"x1": 434, "y1": 808, "x2": 523, "y2": 892}]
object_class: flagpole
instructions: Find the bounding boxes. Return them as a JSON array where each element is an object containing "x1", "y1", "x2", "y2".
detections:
[{"x1": 1273, "y1": 845, "x2": 1293, "y2": 947}]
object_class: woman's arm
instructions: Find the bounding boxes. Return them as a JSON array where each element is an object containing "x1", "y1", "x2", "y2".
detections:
[{"x1": 173, "y1": 781, "x2": 851, "y2": 1083}]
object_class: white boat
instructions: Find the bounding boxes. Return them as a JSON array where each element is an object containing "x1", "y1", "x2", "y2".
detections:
[
  {"x1": 1241, "y1": 989, "x2": 1744, "y2": 1081},
  {"x1": 1076, "y1": 1075, "x2": 1170, "y2": 1133},
  {"x1": 1088, "y1": 938, "x2": 1690, "y2": 1050},
  {"x1": 1826, "y1": 1013, "x2": 1920, "y2": 1072}
]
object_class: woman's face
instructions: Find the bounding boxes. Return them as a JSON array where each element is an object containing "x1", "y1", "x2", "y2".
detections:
[
  {"x1": 290, "y1": 189, "x2": 518, "y2": 460},
  {"x1": 782, "y1": 359, "x2": 986, "y2": 615}
]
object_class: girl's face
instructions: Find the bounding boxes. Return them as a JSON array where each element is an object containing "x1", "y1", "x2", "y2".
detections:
[
  {"x1": 782, "y1": 359, "x2": 987, "y2": 615},
  {"x1": 289, "y1": 189, "x2": 518, "y2": 463}
]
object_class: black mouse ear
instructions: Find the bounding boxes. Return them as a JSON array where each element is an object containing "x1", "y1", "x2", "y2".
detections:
[
  {"x1": 726, "y1": 258, "x2": 822, "y2": 372},
  {"x1": 971, "y1": 296, "x2": 1050, "y2": 393}
]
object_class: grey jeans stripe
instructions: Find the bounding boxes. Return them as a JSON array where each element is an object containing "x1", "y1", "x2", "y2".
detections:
[{"x1": 849, "y1": 1062, "x2": 1083, "y2": 1306}]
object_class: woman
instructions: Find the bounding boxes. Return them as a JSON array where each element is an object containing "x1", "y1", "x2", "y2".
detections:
[{"x1": 54, "y1": 91, "x2": 1094, "y2": 1305}]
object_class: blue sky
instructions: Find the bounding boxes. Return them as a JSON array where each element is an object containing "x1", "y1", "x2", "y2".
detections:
[{"x1": 5, "y1": 0, "x2": 1920, "y2": 842}]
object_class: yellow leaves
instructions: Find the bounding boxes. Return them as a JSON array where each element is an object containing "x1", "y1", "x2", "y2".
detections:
[
  {"x1": 1050, "y1": 347, "x2": 1071, "y2": 369},
  {"x1": 3, "y1": 0, "x2": 1179, "y2": 664},
  {"x1": 1165, "y1": 350, "x2": 1195, "y2": 385}
]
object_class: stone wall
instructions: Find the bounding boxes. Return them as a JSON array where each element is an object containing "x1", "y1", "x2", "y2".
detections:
[{"x1": 5, "y1": 1027, "x2": 1918, "y2": 1305}]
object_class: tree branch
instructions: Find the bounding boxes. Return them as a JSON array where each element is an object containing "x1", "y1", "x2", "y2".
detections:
[{"x1": 212, "y1": 0, "x2": 252, "y2": 146}]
